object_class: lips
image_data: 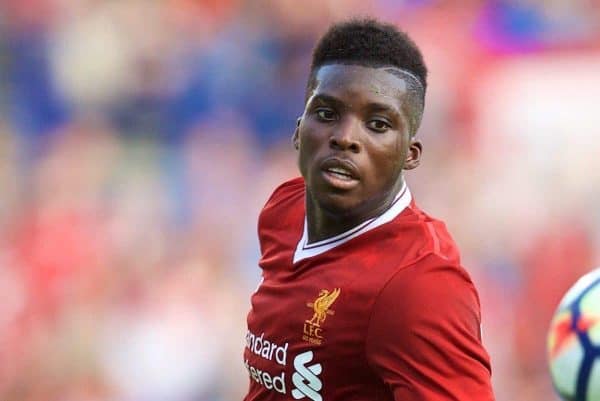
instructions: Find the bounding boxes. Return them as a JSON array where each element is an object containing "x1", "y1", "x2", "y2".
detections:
[{"x1": 319, "y1": 157, "x2": 360, "y2": 190}]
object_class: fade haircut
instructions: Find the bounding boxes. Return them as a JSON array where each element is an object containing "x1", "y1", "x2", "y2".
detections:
[{"x1": 306, "y1": 18, "x2": 428, "y2": 136}]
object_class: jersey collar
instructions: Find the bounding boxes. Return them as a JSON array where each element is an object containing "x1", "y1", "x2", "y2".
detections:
[{"x1": 293, "y1": 182, "x2": 412, "y2": 264}]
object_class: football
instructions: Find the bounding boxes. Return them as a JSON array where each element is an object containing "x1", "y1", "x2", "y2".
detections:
[{"x1": 548, "y1": 268, "x2": 600, "y2": 400}]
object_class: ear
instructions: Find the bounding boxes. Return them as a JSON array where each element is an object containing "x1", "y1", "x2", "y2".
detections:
[
  {"x1": 292, "y1": 117, "x2": 301, "y2": 150},
  {"x1": 403, "y1": 139, "x2": 422, "y2": 170}
]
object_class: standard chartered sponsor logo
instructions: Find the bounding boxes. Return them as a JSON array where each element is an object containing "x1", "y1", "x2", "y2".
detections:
[
  {"x1": 245, "y1": 330, "x2": 288, "y2": 365},
  {"x1": 244, "y1": 331, "x2": 323, "y2": 399},
  {"x1": 245, "y1": 331, "x2": 289, "y2": 395},
  {"x1": 291, "y1": 351, "x2": 322, "y2": 401},
  {"x1": 244, "y1": 359, "x2": 286, "y2": 394}
]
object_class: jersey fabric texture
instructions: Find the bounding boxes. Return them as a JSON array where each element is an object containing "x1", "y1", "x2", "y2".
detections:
[{"x1": 244, "y1": 177, "x2": 494, "y2": 401}]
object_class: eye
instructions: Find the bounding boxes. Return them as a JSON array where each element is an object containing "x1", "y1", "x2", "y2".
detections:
[
  {"x1": 367, "y1": 119, "x2": 391, "y2": 133},
  {"x1": 316, "y1": 108, "x2": 337, "y2": 121}
]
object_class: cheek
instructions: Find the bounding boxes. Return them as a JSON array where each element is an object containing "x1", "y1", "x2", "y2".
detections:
[
  {"x1": 299, "y1": 124, "x2": 328, "y2": 157},
  {"x1": 365, "y1": 139, "x2": 406, "y2": 189},
  {"x1": 298, "y1": 122, "x2": 315, "y2": 147},
  {"x1": 379, "y1": 137, "x2": 405, "y2": 173},
  {"x1": 297, "y1": 146, "x2": 309, "y2": 177},
  {"x1": 297, "y1": 126, "x2": 322, "y2": 175},
  {"x1": 391, "y1": 134, "x2": 409, "y2": 171}
]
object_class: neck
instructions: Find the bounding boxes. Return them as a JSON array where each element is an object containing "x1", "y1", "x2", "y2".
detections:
[{"x1": 305, "y1": 178, "x2": 405, "y2": 244}]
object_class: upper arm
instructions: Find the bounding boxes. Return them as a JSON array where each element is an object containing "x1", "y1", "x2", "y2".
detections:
[{"x1": 365, "y1": 255, "x2": 494, "y2": 401}]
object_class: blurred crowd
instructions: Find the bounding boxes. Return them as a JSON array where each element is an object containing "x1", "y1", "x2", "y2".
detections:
[{"x1": 1, "y1": 0, "x2": 600, "y2": 400}]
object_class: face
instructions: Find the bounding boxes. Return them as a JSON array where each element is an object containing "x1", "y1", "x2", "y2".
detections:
[{"x1": 294, "y1": 64, "x2": 422, "y2": 219}]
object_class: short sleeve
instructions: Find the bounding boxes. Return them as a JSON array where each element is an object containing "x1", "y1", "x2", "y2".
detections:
[{"x1": 365, "y1": 254, "x2": 495, "y2": 401}]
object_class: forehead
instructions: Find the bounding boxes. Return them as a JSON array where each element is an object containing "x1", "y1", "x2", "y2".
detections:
[{"x1": 310, "y1": 64, "x2": 409, "y2": 106}]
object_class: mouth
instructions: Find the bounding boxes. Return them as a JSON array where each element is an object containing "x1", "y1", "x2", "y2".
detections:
[{"x1": 320, "y1": 158, "x2": 360, "y2": 190}]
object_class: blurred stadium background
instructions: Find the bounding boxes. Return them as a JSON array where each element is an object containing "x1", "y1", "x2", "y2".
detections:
[{"x1": 0, "y1": 0, "x2": 599, "y2": 400}]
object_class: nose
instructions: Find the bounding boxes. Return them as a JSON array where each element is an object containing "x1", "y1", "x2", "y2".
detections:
[{"x1": 329, "y1": 118, "x2": 361, "y2": 153}]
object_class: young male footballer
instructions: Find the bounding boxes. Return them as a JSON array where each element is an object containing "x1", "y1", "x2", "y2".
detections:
[{"x1": 243, "y1": 18, "x2": 495, "y2": 401}]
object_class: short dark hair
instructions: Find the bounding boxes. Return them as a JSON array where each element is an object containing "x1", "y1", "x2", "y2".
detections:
[{"x1": 306, "y1": 18, "x2": 427, "y2": 135}]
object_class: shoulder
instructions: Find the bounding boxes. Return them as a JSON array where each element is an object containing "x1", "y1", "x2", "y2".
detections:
[
  {"x1": 376, "y1": 252, "x2": 480, "y2": 320},
  {"x1": 258, "y1": 177, "x2": 305, "y2": 229},
  {"x1": 366, "y1": 251, "x2": 485, "y2": 367},
  {"x1": 261, "y1": 177, "x2": 305, "y2": 214},
  {"x1": 372, "y1": 201, "x2": 481, "y2": 331},
  {"x1": 380, "y1": 200, "x2": 462, "y2": 269},
  {"x1": 359, "y1": 196, "x2": 481, "y2": 329},
  {"x1": 257, "y1": 177, "x2": 305, "y2": 259},
  {"x1": 365, "y1": 252, "x2": 493, "y2": 400},
  {"x1": 408, "y1": 204, "x2": 460, "y2": 262}
]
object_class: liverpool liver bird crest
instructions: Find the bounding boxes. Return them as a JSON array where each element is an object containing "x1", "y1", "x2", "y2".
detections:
[{"x1": 306, "y1": 288, "x2": 341, "y2": 327}]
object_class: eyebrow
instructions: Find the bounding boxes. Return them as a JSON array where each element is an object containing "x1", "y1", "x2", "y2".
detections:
[
  {"x1": 309, "y1": 93, "x2": 344, "y2": 108},
  {"x1": 365, "y1": 102, "x2": 401, "y2": 117},
  {"x1": 310, "y1": 93, "x2": 402, "y2": 117}
]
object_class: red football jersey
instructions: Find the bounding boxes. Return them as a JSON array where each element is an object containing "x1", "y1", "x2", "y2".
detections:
[{"x1": 244, "y1": 177, "x2": 494, "y2": 401}]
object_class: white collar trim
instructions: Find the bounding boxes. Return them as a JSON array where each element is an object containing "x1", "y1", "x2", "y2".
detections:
[{"x1": 293, "y1": 183, "x2": 412, "y2": 264}]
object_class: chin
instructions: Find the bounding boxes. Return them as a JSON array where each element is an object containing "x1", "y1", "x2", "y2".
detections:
[{"x1": 315, "y1": 192, "x2": 363, "y2": 218}]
